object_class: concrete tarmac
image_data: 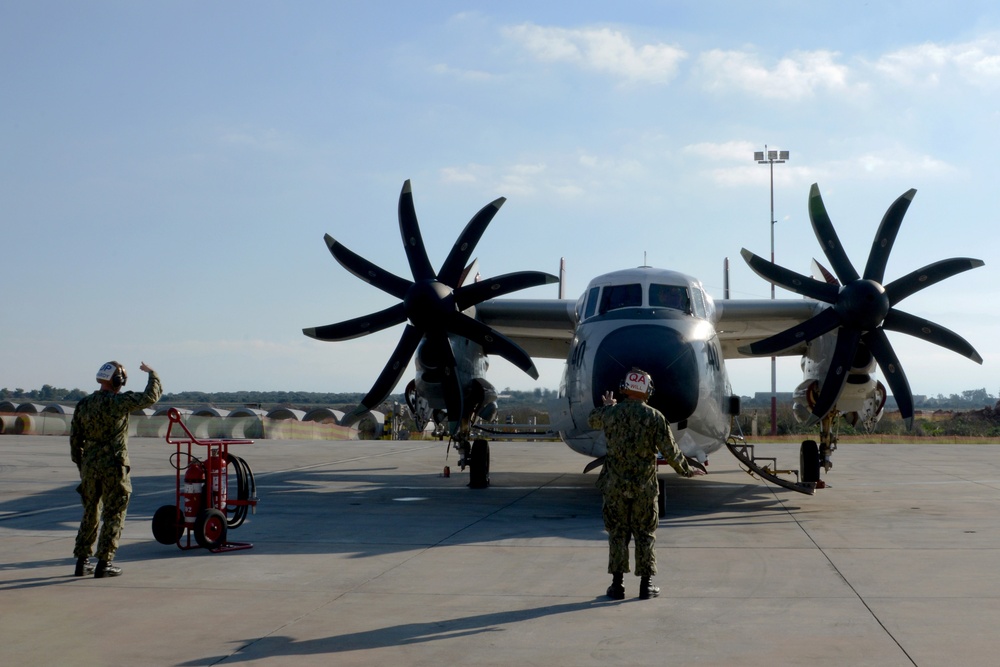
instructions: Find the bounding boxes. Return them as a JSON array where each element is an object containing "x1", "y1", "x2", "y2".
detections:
[{"x1": 2, "y1": 434, "x2": 999, "y2": 666}]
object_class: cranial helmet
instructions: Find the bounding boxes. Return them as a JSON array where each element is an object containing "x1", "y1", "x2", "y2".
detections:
[
  {"x1": 96, "y1": 361, "x2": 127, "y2": 389},
  {"x1": 622, "y1": 368, "x2": 653, "y2": 398}
]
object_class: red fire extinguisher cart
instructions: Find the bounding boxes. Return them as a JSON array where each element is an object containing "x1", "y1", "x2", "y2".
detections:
[{"x1": 152, "y1": 408, "x2": 259, "y2": 552}]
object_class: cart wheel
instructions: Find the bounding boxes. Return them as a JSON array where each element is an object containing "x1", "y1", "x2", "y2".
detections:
[
  {"x1": 152, "y1": 504, "x2": 184, "y2": 545},
  {"x1": 194, "y1": 508, "x2": 228, "y2": 550}
]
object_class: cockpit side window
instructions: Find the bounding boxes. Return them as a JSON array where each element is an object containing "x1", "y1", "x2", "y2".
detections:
[
  {"x1": 690, "y1": 287, "x2": 708, "y2": 319},
  {"x1": 598, "y1": 283, "x2": 642, "y2": 314},
  {"x1": 649, "y1": 284, "x2": 691, "y2": 314},
  {"x1": 583, "y1": 286, "x2": 601, "y2": 320}
]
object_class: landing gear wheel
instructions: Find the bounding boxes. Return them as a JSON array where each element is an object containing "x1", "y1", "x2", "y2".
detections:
[
  {"x1": 194, "y1": 508, "x2": 228, "y2": 550},
  {"x1": 800, "y1": 439, "x2": 821, "y2": 485},
  {"x1": 152, "y1": 504, "x2": 184, "y2": 545},
  {"x1": 469, "y1": 438, "x2": 490, "y2": 489},
  {"x1": 657, "y1": 479, "x2": 666, "y2": 516}
]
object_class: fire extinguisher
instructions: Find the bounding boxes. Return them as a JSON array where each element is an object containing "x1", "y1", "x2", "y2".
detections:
[
  {"x1": 180, "y1": 462, "x2": 205, "y2": 524},
  {"x1": 205, "y1": 449, "x2": 228, "y2": 509}
]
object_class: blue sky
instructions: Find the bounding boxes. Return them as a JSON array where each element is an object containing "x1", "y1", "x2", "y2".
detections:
[{"x1": 2, "y1": 1, "x2": 998, "y2": 400}]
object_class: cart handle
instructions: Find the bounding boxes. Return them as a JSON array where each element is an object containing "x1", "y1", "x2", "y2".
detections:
[{"x1": 164, "y1": 408, "x2": 253, "y2": 447}]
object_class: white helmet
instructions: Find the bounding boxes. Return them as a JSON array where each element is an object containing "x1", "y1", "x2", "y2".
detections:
[
  {"x1": 96, "y1": 361, "x2": 127, "y2": 389},
  {"x1": 622, "y1": 368, "x2": 653, "y2": 398}
]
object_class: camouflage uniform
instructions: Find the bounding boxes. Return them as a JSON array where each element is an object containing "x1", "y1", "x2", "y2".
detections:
[
  {"x1": 588, "y1": 398, "x2": 692, "y2": 577},
  {"x1": 71, "y1": 371, "x2": 162, "y2": 561}
]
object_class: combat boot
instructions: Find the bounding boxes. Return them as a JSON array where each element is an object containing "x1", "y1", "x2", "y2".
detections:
[
  {"x1": 606, "y1": 573, "x2": 625, "y2": 600},
  {"x1": 94, "y1": 560, "x2": 122, "y2": 578},
  {"x1": 74, "y1": 557, "x2": 95, "y2": 577},
  {"x1": 639, "y1": 575, "x2": 660, "y2": 599}
]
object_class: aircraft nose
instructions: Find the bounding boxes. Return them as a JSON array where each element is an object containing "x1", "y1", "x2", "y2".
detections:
[{"x1": 591, "y1": 324, "x2": 700, "y2": 423}]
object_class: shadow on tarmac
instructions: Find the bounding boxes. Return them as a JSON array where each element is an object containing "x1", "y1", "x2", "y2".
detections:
[{"x1": 179, "y1": 598, "x2": 625, "y2": 664}]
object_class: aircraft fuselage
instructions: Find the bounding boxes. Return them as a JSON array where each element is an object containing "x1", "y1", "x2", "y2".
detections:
[{"x1": 548, "y1": 267, "x2": 734, "y2": 463}]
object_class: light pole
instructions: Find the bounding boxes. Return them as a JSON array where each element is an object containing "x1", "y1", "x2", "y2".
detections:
[{"x1": 754, "y1": 146, "x2": 789, "y2": 436}]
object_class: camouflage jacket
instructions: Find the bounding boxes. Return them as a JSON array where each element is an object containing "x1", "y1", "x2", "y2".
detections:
[
  {"x1": 70, "y1": 371, "x2": 162, "y2": 470},
  {"x1": 588, "y1": 398, "x2": 692, "y2": 499}
]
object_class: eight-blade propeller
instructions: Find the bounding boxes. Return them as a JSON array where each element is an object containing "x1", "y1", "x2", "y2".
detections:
[
  {"x1": 304, "y1": 180, "x2": 558, "y2": 427},
  {"x1": 739, "y1": 183, "x2": 983, "y2": 427}
]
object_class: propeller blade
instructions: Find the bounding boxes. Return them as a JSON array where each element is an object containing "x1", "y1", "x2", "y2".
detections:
[
  {"x1": 884, "y1": 257, "x2": 985, "y2": 305},
  {"x1": 437, "y1": 197, "x2": 506, "y2": 287},
  {"x1": 454, "y1": 271, "x2": 559, "y2": 310},
  {"x1": 397, "y1": 180, "x2": 436, "y2": 282},
  {"x1": 303, "y1": 303, "x2": 407, "y2": 341},
  {"x1": 356, "y1": 324, "x2": 423, "y2": 415},
  {"x1": 738, "y1": 307, "x2": 842, "y2": 356},
  {"x1": 806, "y1": 328, "x2": 861, "y2": 425},
  {"x1": 325, "y1": 235, "x2": 412, "y2": 299},
  {"x1": 809, "y1": 184, "x2": 860, "y2": 284},
  {"x1": 446, "y1": 312, "x2": 539, "y2": 379},
  {"x1": 740, "y1": 249, "x2": 840, "y2": 303},
  {"x1": 862, "y1": 329, "x2": 914, "y2": 428},
  {"x1": 863, "y1": 189, "x2": 915, "y2": 283},
  {"x1": 882, "y1": 310, "x2": 984, "y2": 364}
]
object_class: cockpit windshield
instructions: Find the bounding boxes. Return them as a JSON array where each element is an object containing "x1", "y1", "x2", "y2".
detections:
[
  {"x1": 649, "y1": 284, "x2": 691, "y2": 314},
  {"x1": 598, "y1": 283, "x2": 642, "y2": 314}
]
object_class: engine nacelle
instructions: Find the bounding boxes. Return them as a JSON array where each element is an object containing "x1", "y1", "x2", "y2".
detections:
[{"x1": 793, "y1": 332, "x2": 886, "y2": 431}]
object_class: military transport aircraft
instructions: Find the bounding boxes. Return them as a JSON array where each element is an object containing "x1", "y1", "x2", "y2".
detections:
[{"x1": 303, "y1": 180, "x2": 983, "y2": 493}]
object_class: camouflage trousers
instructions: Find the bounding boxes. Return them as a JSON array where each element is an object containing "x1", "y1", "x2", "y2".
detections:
[
  {"x1": 74, "y1": 463, "x2": 132, "y2": 561},
  {"x1": 602, "y1": 492, "x2": 659, "y2": 576}
]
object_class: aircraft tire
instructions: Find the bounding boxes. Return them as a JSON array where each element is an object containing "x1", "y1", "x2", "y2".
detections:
[
  {"x1": 469, "y1": 438, "x2": 490, "y2": 489},
  {"x1": 800, "y1": 440, "x2": 821, "y2": 484}
]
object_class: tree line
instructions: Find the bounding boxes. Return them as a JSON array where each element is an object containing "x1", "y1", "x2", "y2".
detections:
[{"x1": 0, "y1": 385, "x2": 559, "y2": 409}]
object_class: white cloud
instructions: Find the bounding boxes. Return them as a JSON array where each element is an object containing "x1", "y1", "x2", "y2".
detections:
[
  {"x1": 696, "y1": 49, "x2": 858, "y2": 99},
  {"x1": 440, "y1": 166, "x2": 481, "y2": 184},
  {"x1": 850, "y1": 152, "x2": 956, "y2": 177},
  {"x1": 705, "y1": 153, "x2": 954, "y2": 188},
  {"x1": 499, "y1": 163, "x2": 547, "y2": 196},
  {"x1": 682, "y1": 140, "x2": 759, "y2": 162},
  {"x1": 503, "y1": 23, "x2": 687, "y2": 84},
  {"x1": 873, "y1": 36, "x2": 1000, "y2": 87}
]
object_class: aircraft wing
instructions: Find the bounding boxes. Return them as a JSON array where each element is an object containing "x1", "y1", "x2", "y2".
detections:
[
  {"x1": 478, "y1": 297, "x2": 825, "y2": 361},
  {"x1": 475, "y1": 299, "x2": 578, "y2": 359},
  {"x1": 715, "y1": 298, "x2": 827, "y2": 359}
]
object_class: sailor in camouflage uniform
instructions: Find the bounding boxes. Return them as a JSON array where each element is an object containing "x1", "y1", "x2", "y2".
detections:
[
  {"x1": 588, "y1": 368, "x2": 703, "y2": 600},
  {"x1": 71, "y1": 361, "x2": 162, "y2": 578}
]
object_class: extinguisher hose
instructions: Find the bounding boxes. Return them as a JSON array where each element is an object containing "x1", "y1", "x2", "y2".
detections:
[{"x1": 225, "y1": 453, "x2": 256, "y2": 529}]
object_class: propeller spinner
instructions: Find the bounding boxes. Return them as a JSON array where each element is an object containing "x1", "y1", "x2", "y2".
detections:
[
  {"x1": 739, "y1": 183, "x2": 983, "y2": 427},
  {"x1": 304, "y1": 180, "x2": 558, "y2": 427}
]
